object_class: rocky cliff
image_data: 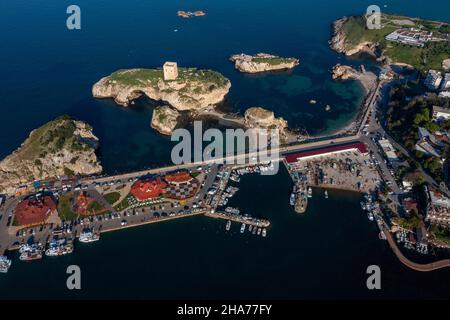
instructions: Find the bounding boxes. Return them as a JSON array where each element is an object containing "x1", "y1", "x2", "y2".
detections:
[
  {"x1": 230, "y1": 53, "x2": 299, "y2": 73},
  {"x1": 92, "y1": 68, "x2": 231, "y2": 111},
  {"x1": 329, "y1": 17, "x2": 378, "y2": 57},
  {"x1": 0, "y1": 116, "x2": 102, "y2": 195},
  {"x1": 150, "y1": 105, "x2": 181, "y2": 135}
]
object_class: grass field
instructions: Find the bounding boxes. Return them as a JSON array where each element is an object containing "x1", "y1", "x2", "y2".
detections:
[
  {"x1": 103, "y1": 192, "x2": 121, "y2": 205},
  {"x1": 57, "y1": 194, "x2": 78, "y2": 221}
]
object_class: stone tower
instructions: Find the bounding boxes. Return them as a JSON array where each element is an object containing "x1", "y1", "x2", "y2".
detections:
[{"x1": 163, "y1": 61, "x2": 178, "y2": 81}]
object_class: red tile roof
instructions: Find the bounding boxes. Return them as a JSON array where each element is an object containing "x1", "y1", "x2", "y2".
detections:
[
  {"x1": 14, "y1": 196, "x2": 56, "y2": 226},
  {"x1": 131, "y1": 177, "x2": 167, "y2": 201},
  {"x1": 164, "y1": 171, "x2": 193, "y2": 184},
  {"x1": 285, "y1": 142, "x2": 368, "y2": 164}
]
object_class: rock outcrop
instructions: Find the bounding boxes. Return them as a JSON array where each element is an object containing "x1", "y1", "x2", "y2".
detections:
[
  {"x1": 329, "y1": 17, "x2": 377, "y2": 56},
  {"x1": 230, "y1": 53, "x2": 299, "y2": 73},
  {"x1": 443, "y1": 58, "x2": 450, "y2": 72},
  {"x1": 331, "y1": 64, "x2": 358, "y2": 80},
  {"x1": 92, "y1": 68, "x2": 231, "y2": 111},
  {"x1": 0, "y1": 116, "x2": 102, "y2": 195},
  {"x1": 150, "y1": 105, "x2": 180, "y2": 135},
  {"x1": 244, "y1": 107, "x2": 288, "y2": 135}
]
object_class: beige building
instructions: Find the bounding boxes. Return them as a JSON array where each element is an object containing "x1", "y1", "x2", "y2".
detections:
[{"x1": 163, "y1": 61, "x2": 178, "y2": 81}]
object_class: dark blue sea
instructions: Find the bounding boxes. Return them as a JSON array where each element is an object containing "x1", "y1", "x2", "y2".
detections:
[{"x1": 0, "y1": 0, "x2": 449, "y2": 299}]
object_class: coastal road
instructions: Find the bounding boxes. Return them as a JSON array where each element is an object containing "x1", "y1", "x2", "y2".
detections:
[{"x1": 383, "y1": 227, "x2": 450, "y2": 272}]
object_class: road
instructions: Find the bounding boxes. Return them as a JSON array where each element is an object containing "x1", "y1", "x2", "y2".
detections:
[{"x1": 383, "y1": 227, "x2": 450, "y2": 271}]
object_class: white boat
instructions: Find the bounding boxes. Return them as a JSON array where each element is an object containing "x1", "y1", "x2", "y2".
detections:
[
  {"x1": 257, "y1": 228, "x2": 262, "y2": 236},
  {"x1": 240, "y1": 223, "x2": 246, "y2": 234},
  {"x1": 307, "y1": 187, "x2": 313, "y2": 198},
  {"x1": 0, "y1": 256, "x2": 12, "y2": 273},
  {"x1": 249, "y1": 225, "x2": 253, "y2": 232},
  {"x1": 290, "y1": 192, "x2": 296, "y2": 206},
  {"x1": 262, "y1": 228, "x2": 267, "y2": 237},
  {"x1": 226, "y1": 220, "x2": 231, "y2": 231},
  {"x1": 367, "y1": 210, "x2": 374, "y2": 221},
  {"x1": 324, "y1": 190, "x2": 328, "y2": 199},
  {"x1": 79, "y1": 229, "x2": 100, "y2": 243}
]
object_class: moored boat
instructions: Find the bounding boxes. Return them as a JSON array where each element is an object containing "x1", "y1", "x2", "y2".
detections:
[
  {"x1": 226, "y1": 220, "x2": 231, "y2": 231},
  {"x1": 240, "y1": 223, "x2": 246, "y2": 234},
  {"x1": 0, "y1": 256, "x2": 12, "y2": 273}
]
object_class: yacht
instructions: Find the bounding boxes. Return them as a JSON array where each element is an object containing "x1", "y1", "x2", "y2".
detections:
[
  {"x1": 307, "y1": 187, "x2": 313, "y2": 198},
  {"x1": 262, "y1": 228, "x2": 267, "y2": 237},
  {"x1": 290, "y1": 192, "x2": 296, "y2": 206},
  {"x1": 257, "y1": 228, "x2": 262, "y2": 236},
  {"x1": 367, "y1": 210, "x2": 374, "y2": 221},
  {"x1": 324, "y1": 190, "x2": 328, "y2": 199},
  {"x1": 240, "y1": 223, "x2": 246, "y2": 234},
  {"x1": 0, "y1": 256, "x2": 12, "y2": 273},
  {"x1": 248, "y1": 225, "x2": 253, "y2": 232},
  {"x1": 225, "y1": 220, "x2": 231, "y2": 231}
]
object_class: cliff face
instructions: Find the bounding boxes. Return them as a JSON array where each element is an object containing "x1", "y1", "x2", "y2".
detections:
[
  {"x1": 0, "y1": 116, "x2": 102, "y2": 195},
  {"x1": 150, "y1": 105, "x2": 180, "y2": 135},
  {"x1": 92, "y1": 68, "x2": 231, "y2": 111},
  {"x1": 230, "y1": 53, "x2": 299, "y2": 73}
]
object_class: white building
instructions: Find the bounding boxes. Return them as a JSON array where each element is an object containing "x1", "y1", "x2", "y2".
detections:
[
  {"x1": 424, "y1": 70, "x2": 443, "y2": 90},
  {"x1": 441, "y1": 73, "x2": 450, "y2": 90},
  {"x1": 163, "y1": 61, "x2": 178, "y2": 81},
  {"x1": 378, "y1": 139, "x2": 399, "y2": 162},
  {"x1": 433, "y1": 106, "x2": 450, "y2": 121}
]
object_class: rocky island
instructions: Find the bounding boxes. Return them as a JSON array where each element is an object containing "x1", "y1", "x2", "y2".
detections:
[
  {"x1": 244, "y1": 107, "x2": 288, "y2": 139},
  {"x1": 230, "y1": 53, "x2": 299, "y2": 73},
  {"x1": 150, "y1": 105, "x2": 181, "y2": 135},
  {"x1": 0, "y1": 116, "x2": 102, "y2": 195},
  {"x1": 331, "y1": 64, "x2": 359, "y2": 80},
  {"x1": 92, "y1": 67, "x2": 231, "y2": 110}
]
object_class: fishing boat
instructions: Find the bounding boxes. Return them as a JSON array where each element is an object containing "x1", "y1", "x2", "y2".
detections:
[
  {"x1": 19, "y1": 249, "x2": 43, "y2": 261},
  {"x1": 79, "y1": 228, "x2": 100, "y2": 243},
  {"x1": 226, "y1": 220, "x2": 231, "y2": 231}
]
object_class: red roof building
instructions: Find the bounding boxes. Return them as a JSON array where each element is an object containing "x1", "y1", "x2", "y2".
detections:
[
  {"x1": 285, "y1": 142, "x2": 368, "y2": 164},
  {"x1": 14, "y1": 196, "x2": 56, "y2": 226},
  {"x1": 164, "y1": 171, "x2": 193, "y2": 184},
  {"x1": 131, "y1": 177, "x2": 167, "y2": 201}
]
